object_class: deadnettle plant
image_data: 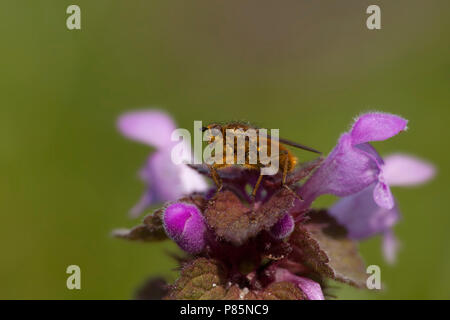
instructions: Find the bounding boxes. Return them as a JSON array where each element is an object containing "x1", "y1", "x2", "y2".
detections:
[{"x1": 114, "y1": 110, "x2": 435, "y2": 300}]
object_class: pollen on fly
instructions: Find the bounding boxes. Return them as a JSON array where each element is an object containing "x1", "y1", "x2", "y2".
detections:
[{"x1": 201, "y1": 122, "x2": 321, "y2": 200}]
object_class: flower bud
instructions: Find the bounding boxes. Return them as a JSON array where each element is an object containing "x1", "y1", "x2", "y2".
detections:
[
  {"x1": 274, "y1": 268, "x2": 324, "y2": 300},
  {"x1": 270, "y1": 214, "x2": 295, "y2": 239},
  {"x1": 163, "y1": 202, "x2": 206, "y2": 254}
]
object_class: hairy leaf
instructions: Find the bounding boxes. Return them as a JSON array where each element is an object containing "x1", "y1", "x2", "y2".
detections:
[
  {"x1": 165, "y1": 257, "x2": 308, "y2": 300},
  {"x1": 134, "y1": 277, "x2": 168, "y2": 300},
  {"x1": 112, "y1": 208, "x2": 167, "y2": 242},
  {"x1": 221, "y1": 285, "x2": 242, "y2": 300},
  {"x1": 257, "y1": 281, "x2": 307, "y2": 300},
  {"x1": 262, "y1": 240, "x2": 292, "y2": 261},
  {"x1": 290, "y1": 210, "x2": 367, "y2": 288},
  {"x1": 165, "y1": 258, "x2": 228, "y2": 300},
  {"x1": 205, "y1": 189, "x2": 296, "y2": 245}
]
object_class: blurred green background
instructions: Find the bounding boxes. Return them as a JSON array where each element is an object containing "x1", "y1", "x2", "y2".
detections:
[{"x1": 1, "y1": 0, "x2": 449, "y2": 299}]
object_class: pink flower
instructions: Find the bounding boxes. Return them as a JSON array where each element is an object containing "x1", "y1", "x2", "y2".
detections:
[
  {"x1": 329, "y1": 154, "x2": 435, "y2": 263},
  {"x1": 163, "y1": 202, "x2": 207, "y2": 254},
  {"x1": 299, "y1": 113, "x2": 409, "y2": 209},
  {"x1": 117, "y1": 110, "x2": 208, "y2": 217}
]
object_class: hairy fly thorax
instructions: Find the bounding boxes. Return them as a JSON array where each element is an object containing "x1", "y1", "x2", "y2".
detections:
[{"x1": 202, "y1": 122, "x2": 320, "y2": 198}]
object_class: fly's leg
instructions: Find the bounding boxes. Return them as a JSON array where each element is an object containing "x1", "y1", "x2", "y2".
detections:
[
  {"x1": 251, "y1": 173, "x2": 264, "y2": 199},
  {"x1": 280, "y1": 150, "x2": 303, "y2": 201},
  {"x1": 208, "y1": 164, "x2": 223, "y2": 192},
  {"x1": 281, "y1": 150, "x2": 289, "y2": 186}
]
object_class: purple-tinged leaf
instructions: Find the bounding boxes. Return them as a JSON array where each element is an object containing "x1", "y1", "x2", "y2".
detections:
[
  {"x1": 290, "y1": 210, "x2": 367, "y2": 288},
  {"x1": 165, "y1": 258, "x2": 228, "y2": 300},
  {"x1": 112, "y1": 208, "x2": 167, "y2": 242},
  {"x1": 257, "y1": 281, "x2": 307, "y2": 300},
  {"x1": 134, "y1": 277, "x2": 168, "y2": 300},
  {"x1": 205, "y1": 189, "x2": 296, "y2": 245}
]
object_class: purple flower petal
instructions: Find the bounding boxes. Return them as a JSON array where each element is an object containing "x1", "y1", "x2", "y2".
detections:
[
  {"x1": 129, "y1": 192, "x2": 153, "y2": 218},
  {"x1": 350, "y1": 112, "x2": 408, "y2": 145},
  {"x1": 270, "y1": 214, "x2": 295, "y2": 239},
  {"x1": 118, "y1": 110, "x2": 176, "y2": 149},
  {"x1": 148, "y1": 150, "x2": 208, "y2": 199},
  {"x1": 382, "y1": 154, "x2": 436, "y2": 186},
  {"x1": 329, "y1": 184, "x2": 400, "y2": 240},
  {"x1": 118, "y1": 110, "x2": 208, "y2": 216},
  {"x1": 299, "y1": 134, "x2": 380, "y2": 206},
  {"x1": 129, "y1": 150, "x2": 208, "y2": 216},
  {"x1": 298, "y1": 113, "x2": 408, "y2": 208},
  {"x1": 274, "y1": 268, "x2": 324, "y2": 300},
  {"x1": 382, "y1": 230, "x2": 400, "y2": 264},
  {"x1": 373, "y1": 177, "x2": 394, "y2": 209},
  {"x1": 329, "y1": 151, "x2": 435, "y2": 263},
  {"x1": 146, "y1": 151, "x2": 189, "y2": 202},
  {"x1": 163, "y1": 202, "x2": 207, "y2": 254}
]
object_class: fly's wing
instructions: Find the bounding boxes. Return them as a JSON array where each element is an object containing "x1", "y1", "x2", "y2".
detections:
[
  {"x1": 265, "y1": 134, "x2": 321, "y2": 154},
  {"x1": 278, "y1": 137, "x2": 321, "y2": 154}
]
